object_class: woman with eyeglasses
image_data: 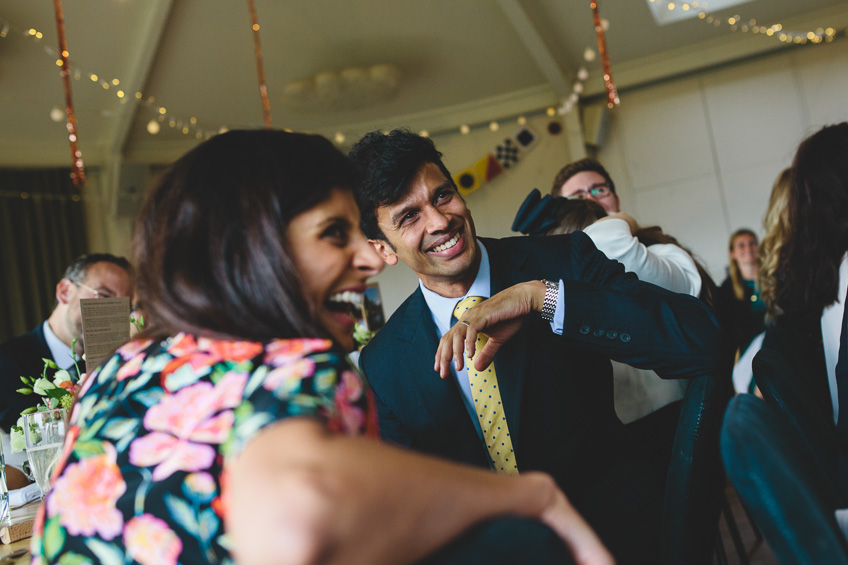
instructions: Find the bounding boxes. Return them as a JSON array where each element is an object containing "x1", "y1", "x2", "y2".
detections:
[{"x1": 29, "y1": 130, "x2": 611, "y2": 565}]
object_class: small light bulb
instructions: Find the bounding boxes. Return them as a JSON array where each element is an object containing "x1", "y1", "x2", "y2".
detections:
[{"x1": 146, "y1": 119, "x2": 160, "y2": 134}]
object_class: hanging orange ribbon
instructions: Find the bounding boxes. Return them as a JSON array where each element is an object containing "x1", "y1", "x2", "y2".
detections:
[
  {"x1": 54, "y1": 0, "x2": 85, "y2": 187},
  {"x1": 590, "y1": 1, "x2": 620, "y2": 109},
  {"x1": 246, "y1": 0, "x2": 272, "y2": 129}
]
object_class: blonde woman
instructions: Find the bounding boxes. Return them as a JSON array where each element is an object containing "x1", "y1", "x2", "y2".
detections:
[{"x1": 716, "y1": 229, "x2": 766, "y2": 359}]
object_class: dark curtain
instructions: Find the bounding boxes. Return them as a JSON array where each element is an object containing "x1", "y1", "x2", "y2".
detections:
[{"x1": 0, "y1": 169, "x2": 88, "y2": 342}]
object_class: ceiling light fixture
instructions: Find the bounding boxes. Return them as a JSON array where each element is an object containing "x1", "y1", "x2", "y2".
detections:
[{"x1": 281, "y1": 63, "x2": 402, "y2": 112}]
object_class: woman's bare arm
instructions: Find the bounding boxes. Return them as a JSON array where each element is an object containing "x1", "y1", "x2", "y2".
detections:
[{"x1": 227, "y1": 417, "x2": 612, "y2": 565}]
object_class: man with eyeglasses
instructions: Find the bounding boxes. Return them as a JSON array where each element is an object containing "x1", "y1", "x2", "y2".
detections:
[
  {"x1": 551, "y1": 158, "x2": 620, "y2": 214},
  {"x1": 0, "y1": 253, "x2": 133, "y2": 434}
]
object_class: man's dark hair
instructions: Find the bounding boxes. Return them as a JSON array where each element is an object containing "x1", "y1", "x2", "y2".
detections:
[
  {"x1": 348, "y1": 129, "x2": 455, "y2": 241},
  {"x1": 550, "y1": 158, "x2": 616, "y2": 197},
  {"x1": 62, "y1": 253, "x2": 132, "y2": 283}
]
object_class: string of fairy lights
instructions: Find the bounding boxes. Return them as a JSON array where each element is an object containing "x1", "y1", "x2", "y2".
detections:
[
  {"x1": 649, "y1": 0, "x2": 847, "y2": 44},
  {"x1": 0, "y1": 17, "x2": 218, "y2": 143},
  {"x1": 2, "y1": 3, "x2": 847, "y2": 154}
]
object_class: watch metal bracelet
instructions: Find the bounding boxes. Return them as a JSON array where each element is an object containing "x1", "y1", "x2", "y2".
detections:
[{"x1": 540, "y1": 279, "x2": 558, "y2": 322}]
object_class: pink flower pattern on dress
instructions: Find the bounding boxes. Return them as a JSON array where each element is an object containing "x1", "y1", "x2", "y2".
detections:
[
  {"x1": 327, "y1": 370, "x2": 368, "y2": 434},
  {"x1": 30, "y1": 335, "x2": 374, "y2": 565},
  {"x1": 264, "y1": 338, "x2": 331, "y2": 366},
  {"x1": 47, "y1": 444, "x2": 126, "y2": 539},
  {"x1": 116, "y1": 353, "x2": 145, "y2": 381},
  {"x1": 124, "y1": 514, "x2": 183, "y2": 565},
  {"x1": 129, "y1": 371, "x2": 246, "y2": 480},
  {"x1": 118, "y1": 339, "x2": 154, "y2": 360},
  {"x1": 263, "y1": 357, "x2": 316, "y2": 392}
]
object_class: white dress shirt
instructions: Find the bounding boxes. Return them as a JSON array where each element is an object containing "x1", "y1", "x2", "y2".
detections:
[
  {"x1": 43, "y1": 320, "x2": 77, "y2": 371},
  {"x1": 420, "y1": 240, "x2": 565, "y2": 436}
]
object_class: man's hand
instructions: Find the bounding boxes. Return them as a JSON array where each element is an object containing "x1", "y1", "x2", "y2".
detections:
[{"x1": 434, "y1": 281, "x2": 546, "y2": 378}]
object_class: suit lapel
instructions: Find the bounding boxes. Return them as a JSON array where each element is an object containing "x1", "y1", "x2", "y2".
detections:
[{"x1": 392, "y1": 289, "x2": 473, "y2": 427}]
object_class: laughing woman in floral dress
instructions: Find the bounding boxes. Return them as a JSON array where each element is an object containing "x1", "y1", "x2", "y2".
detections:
[{"x1": 29, "y1": 130, "x2": 610, "y2": 565}]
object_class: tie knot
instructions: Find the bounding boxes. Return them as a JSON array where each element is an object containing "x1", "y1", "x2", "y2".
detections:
[{"x1": 454, "y1": 295, "x2": 485, "y2": 319}]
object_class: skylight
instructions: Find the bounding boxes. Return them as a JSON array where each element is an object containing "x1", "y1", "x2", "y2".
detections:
[{"x1": 646, "y1": 0, "x2": 755, "y2": 26}]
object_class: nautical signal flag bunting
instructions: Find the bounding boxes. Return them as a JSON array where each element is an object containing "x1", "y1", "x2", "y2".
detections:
[{"x1": 452, "y1": 126, "x2": 539, "y2": 196}]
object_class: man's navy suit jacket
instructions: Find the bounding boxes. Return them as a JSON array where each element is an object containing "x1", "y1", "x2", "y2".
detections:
[
  {"x1": 0, "y1": 323, "x2": 54, "y2": 430},
  {"x1": 360, "y1": 232, "x2": 724, "y2": 509}
]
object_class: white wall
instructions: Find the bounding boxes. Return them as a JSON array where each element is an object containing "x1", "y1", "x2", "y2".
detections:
[
  {"x1": 372, "y1": 39, "x2": 848, "y2": 319},
  {"x1": 597, "y1": 40, "x2": 848, "y2": 284}
]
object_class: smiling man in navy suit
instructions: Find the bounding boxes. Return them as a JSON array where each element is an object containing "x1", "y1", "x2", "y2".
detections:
[{"x1": 349, "y1": 129, "x2": 725, "y2": 565}]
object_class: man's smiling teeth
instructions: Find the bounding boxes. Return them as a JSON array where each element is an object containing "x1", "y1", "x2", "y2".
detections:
[
  {"x1": 329, "y1": 291, "x2": 363, "y2": 309},
  {"x1": 432, "y1": 233, "x2": 460, "y2": 253}
]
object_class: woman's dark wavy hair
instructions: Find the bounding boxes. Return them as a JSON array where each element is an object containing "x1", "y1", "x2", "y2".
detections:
[
  {"x1": 774, "y1": 122, "x2": 848, "y2": 319},
  {"x1": 349, "y1": 129, "x2": 455, "y2": 241},
  {"x1": 132, "y1": 129, "x2": 358, "y2": 342}
]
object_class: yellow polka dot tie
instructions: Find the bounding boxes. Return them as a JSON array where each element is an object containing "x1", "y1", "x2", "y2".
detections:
[{"x1": 453, "y1": 296, "x2": 518, "y2": 475}]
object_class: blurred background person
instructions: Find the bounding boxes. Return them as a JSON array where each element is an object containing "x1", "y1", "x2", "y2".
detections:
[
  {"x1": 731, "y1": 168, "x2": 791, "y2": 394},
  {"x1": 550, "y1": 158, "x2": 620, "y2": 214},
  {"x1": 716, "y1": 229, "x2": 766, "y2": 362},
  {"x1": 0, "y1": 253, "x2": 132, "y2": 490}
]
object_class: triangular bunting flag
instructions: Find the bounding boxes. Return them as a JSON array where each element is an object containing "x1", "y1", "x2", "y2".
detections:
[{"x1": 474, "y1": 154, "x2": 503, "y2": 183}]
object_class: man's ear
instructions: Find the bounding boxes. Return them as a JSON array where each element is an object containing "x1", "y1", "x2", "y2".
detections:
[
  {"x1": 369, "y1": 239, "x2": 399, "y2": 266},
  {"x1": 55, "y1": 278, "x2": 75, "y2": 305}
]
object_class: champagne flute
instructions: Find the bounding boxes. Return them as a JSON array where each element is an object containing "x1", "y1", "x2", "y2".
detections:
[
  {"x1": 23, "y1": 408, "x2": 67, "y2": 499},
  {"x1": 0, "y1": 432, "x2": 9, "y2": 526}
]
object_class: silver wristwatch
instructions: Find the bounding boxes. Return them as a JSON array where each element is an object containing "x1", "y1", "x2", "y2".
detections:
[{"x1": 540, "y1": 279, "x2": 558, "y2": 322}]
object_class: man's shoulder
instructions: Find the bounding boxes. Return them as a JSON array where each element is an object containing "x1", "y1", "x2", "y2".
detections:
[
  {"x1": 483, "y1": 232, "x2": 601, "y2": 277},
  {"x1": 483, "y1": 231, "x2": 596, "y2": 255},
  {"x1": 0, "y1": 325, "x2": 49, "y2": 371},
  {"x1": 0, "y1": 325, "x2": 45, "y2": 354},
  {"x1": 367, "y1": 290, "x2": 423, "y2": 345}
]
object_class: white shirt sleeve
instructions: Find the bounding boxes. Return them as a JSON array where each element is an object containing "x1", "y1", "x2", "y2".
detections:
[
  {"x1": 822, "y1": 252, "x2": 848, "y2": 424},
  {"x1": 583, "y1": 218, "x2": 702, "y2": 297}
]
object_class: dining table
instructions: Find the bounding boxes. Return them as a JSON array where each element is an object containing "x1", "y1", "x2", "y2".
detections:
[
  {"x1": 0, "y1": 500, "x2": 39, "y2": 565},
  {"x1": 0, "y1": 537, "x2": 29, "y2": 565}
]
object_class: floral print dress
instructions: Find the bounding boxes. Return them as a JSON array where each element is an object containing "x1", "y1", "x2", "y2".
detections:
[{"x1": 29, "y1": 333, "x2": 378, "y2": 565}]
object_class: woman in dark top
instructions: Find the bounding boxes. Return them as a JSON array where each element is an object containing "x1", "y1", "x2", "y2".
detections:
[{"x1": 716, "y1": 228, "x2": 766, "y2": 358}]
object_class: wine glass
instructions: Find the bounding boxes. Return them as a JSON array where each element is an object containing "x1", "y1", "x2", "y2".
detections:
[
  {"x1": 0, "y1": 432, "x2": 9, "y2": 526},
  {"x1": 23, "y1": 408, "x2": 67, "y2": 499}
]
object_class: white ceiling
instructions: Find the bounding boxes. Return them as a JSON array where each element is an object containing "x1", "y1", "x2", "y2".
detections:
[{"x1": 1, "y1": 0, "x2": 847, "y2": 169}]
